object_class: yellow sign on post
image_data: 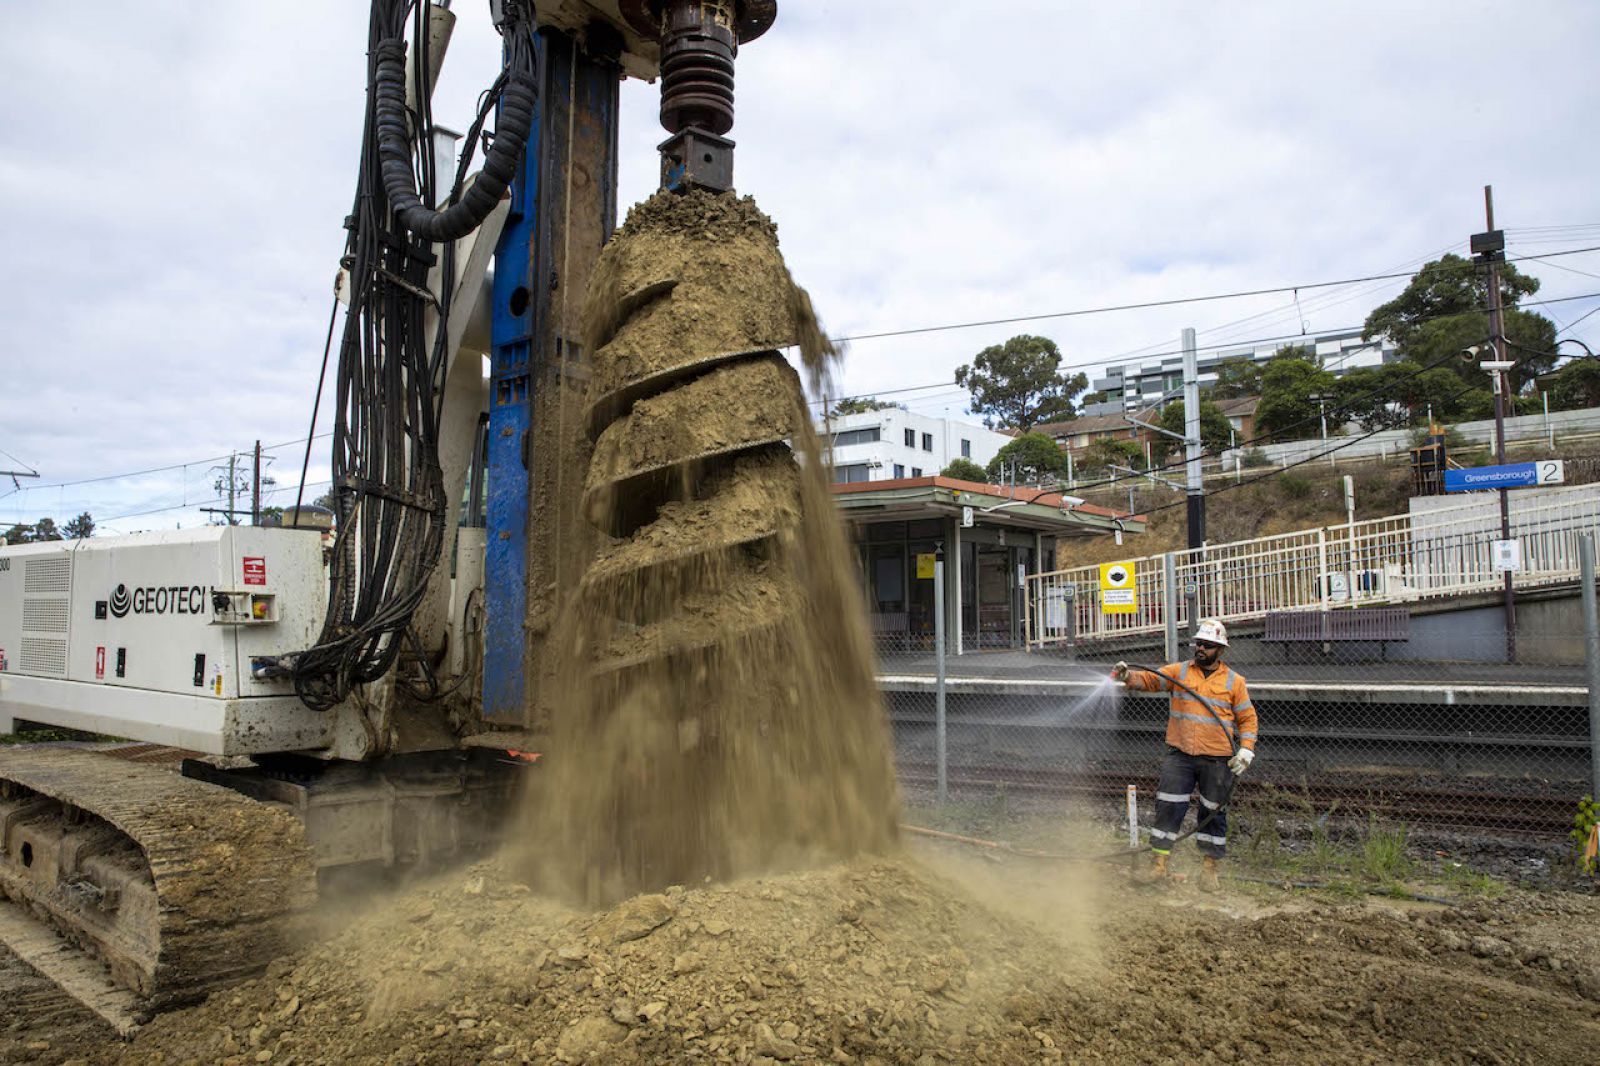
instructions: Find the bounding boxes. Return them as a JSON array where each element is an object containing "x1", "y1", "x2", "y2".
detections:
[
  {"x1": 916, "y1": 553, "x2": 936, "y2": 579},
  {"x1": 1099, "y1": 561, "x2": 1137, "y2": 614}
]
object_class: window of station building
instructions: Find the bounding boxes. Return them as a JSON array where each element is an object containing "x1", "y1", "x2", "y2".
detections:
[
  {"x1": 830, "y1": 426, "x2": 881, "y2": 448},
  {"x1": 903, "y1": 428, "x2": 916, "y2": 447},
  {"x1": 833, "y1": 463, "x2": 872, "y2": 484},
  {"x1": 911, "y1": 467, "x2": 922, "y2": 477},
  {"x1": 893, "y1": 463, "x2": 905, "y2": 478},
  {"x1": 921, "y1": 432, "x2": 933, "y2": 452},
  {"x1": 960, "y1": 438, "x2": 971, "y2": 458}
]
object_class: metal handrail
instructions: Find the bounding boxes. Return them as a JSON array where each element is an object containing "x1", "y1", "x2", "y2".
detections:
[{"x1": 1028, "y1": 483, "x2": 1600, "y2": 647}]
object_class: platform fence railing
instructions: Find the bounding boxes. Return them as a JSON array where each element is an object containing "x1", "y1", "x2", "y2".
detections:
[{"x1": 1027, "y1": 484, "x2": 1600, "y2": 649}]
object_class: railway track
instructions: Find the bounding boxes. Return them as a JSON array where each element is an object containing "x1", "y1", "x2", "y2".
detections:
[{"x1": 895, "y1": 760, "x2": 1574, "y2": 834}]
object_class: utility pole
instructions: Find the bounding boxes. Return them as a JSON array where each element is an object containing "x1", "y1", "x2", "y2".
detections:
[
  {"x1": 227, "y1": 452, "x2": 237, "y2": 526},
  {"x1": 252, "y1": 440, "x2": 262, "y2": 525},
  {"x1": 1473, "y1": 184, "x2": 1516, "y2": 663},
  {"x1": 0, "y1": 466, "x2": 38, "y2": 491},
  {"x1": 1182, "y1": 327, "x2": 1205, "y2": 549}
]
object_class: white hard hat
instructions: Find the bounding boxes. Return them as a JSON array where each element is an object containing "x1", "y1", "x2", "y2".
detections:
[{"x1": 1194, "y1": 618, "x2": 1229, "y2": 647}]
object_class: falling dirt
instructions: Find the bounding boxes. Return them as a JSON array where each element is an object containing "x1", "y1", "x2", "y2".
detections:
[
  {"x1": 517, "y1": 188, "x2": 900, "y2": 907},
  {"x1": 518, "y1": 186, "x2": 908, "y2": 902}
]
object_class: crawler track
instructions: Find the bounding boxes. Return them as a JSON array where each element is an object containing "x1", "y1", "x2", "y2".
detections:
[{"x1": 0, "y1": 747, "x2": 316, "y2": 1028}]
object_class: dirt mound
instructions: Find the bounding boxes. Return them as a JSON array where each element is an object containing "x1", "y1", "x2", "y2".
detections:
[
  {"x1": 107, "y1": 856, "x2": 1100, "y2": 1066},
  {"x1": 83, "y1": 847, "x2": 1600, "y2": 1066}
]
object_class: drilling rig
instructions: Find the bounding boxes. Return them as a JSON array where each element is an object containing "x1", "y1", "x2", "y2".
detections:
[{"x1": 0, "y1": 0, "x2": 797, "y2": 1031}]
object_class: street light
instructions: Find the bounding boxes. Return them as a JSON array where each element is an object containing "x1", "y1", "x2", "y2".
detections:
[{"x1": 1310, "y1": 393, "x2": 1333, "y2": 467}]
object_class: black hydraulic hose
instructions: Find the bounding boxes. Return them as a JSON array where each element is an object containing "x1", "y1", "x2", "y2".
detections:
[{"x1": 372, "y1": 37, "x2": 535, "y2": 242}]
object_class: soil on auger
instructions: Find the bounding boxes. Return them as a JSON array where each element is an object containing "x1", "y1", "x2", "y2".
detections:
[{"x1": 518, "y1": 189, "x2": 901, "y2": 906}]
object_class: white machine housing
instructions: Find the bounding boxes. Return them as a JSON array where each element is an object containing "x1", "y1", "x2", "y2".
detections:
[{"x1": 0, "y1": 527, "x2": 338, "y2": 754}]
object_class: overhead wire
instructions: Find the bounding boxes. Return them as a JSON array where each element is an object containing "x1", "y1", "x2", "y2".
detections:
[
  {"x1": 814, "y1": 288, "x2": 1600, "y2": 414},
  {"x1": 824, "y1": 245, "x2": 1600, "y2": 345}
]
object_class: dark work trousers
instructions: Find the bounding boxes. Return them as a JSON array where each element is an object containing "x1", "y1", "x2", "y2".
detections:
[{"x1": 1150, "y1": 747, "x2": 1231, "y2": 858}]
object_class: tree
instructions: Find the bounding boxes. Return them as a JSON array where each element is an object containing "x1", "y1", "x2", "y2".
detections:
[
  {"x1": 30, "y1": 517, "x2": 61, "y2": 542},
  {"x1": 940, "y1": 458, "x2": 988, "y2": 482},
  {"x1": 985, "y1": 433, "x2": 1068, "y2": 485},
  {"x1": 62, "y1": 512, "x2": 94, "y2": 540},
  {"x1": 1363, "y1": 253, "x2": 1558, "y2": 394},
  {"x1": 827, "y1": 396, "x2": 901, "y2": 417},
  {"x1": 1149, "y1": 399, "x2": 1233, "y2": 465},
  {"x1": 1078, "y1": 437, "x2": 1144, "y2": 476},
  {"x1": 1254, "y1": 347, "x2": 1334, "y2": 440},
  {"x1": 954, "y1": 334, "x2": 1088, "y2": 431},
  {"x1": 1206, "y1": 356, "x2": 1262, "y2": 400},
  {"x1": 2, "y1": 524, "x2": 30, "y2": 545},
  {"x1": 1328, "y1": 366, "x2": 1393, "y2": 431},
  {"x1": 1548, "y1": 359, "x2": 1600, "y2": 411}
]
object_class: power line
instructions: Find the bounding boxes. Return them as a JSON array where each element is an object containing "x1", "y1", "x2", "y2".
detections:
[
  {"x1": 827, "y1": 245, "x2": 1600, "y2": 345},
  {"x1": 815, "y1": 288, "x2": 1600, "y2": 411},
  {"x1": 95, "y1": 480, "x2": 334, "y2": 528},
  {"x1": 12, "y1": 433, "x2": 333, "y2": 494}
]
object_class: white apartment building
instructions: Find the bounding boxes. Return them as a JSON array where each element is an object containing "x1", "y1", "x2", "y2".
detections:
[
  {"x1": 1081, "y1": 328, "x2": 1399, "y2": 416},
  {"x1": 821, "y1": 410, "x2": 1012, "y2": 484}
]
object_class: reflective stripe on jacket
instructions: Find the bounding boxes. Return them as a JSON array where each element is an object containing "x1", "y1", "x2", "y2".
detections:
[{"x1": 1126, "y1": 662, "x2": 1257, "y2": 758}]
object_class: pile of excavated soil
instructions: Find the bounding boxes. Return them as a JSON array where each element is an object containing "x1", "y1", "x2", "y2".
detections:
[{"x1": 66, "y1": 847, "x2": 1600, "y2": 1066}]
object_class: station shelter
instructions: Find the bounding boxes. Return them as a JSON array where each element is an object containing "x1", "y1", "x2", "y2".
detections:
[{"x1": 831, "y1": 476, "x2": 1142, "y2": 653}]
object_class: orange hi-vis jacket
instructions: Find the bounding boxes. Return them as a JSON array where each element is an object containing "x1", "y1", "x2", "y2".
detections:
[{"x1": 1126, "y1": 662, "x2": 1258, "y2": 758}]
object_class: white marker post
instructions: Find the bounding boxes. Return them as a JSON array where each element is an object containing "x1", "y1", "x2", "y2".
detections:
[{"x1": 1126, "y1": 785, "x2": 1139, "y2": 848}]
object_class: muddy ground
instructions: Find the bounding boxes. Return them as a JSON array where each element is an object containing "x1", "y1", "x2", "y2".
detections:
[{"x1": 6, "y1": 837, "x2": 1598, "y2": 1066}]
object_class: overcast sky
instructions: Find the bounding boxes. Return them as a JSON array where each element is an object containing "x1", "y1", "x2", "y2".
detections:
[{"x1": 3, "y1": 2, "x2": 1599, "y2": 533}]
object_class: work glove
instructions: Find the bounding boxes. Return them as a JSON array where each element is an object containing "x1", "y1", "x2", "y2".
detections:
[
  {"x1": 1110, "y1": 661, "x2": 1130, "y2": 682},
  {"x1": 1228, "y1": 748, "x2": 1255, "y2": 777}
]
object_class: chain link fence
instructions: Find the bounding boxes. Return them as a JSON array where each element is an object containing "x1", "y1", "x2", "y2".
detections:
[{"x1": 872, "y1": 534, "x2": 1600, "y2": 849}]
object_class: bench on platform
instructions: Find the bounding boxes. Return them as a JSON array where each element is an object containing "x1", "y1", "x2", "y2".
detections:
[
  {"x1": 1263, "y1": 607, "x2": 1410, "y2": 660},
  {"x1": 870, "y1": 611, "x2": 909, "y2": 651}
]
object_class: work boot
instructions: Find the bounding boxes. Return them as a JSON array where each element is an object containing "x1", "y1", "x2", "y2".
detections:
[
  {"x1": 1199, "y1": 856, "x2": 1221, "y2": 893},
  {"x1": 1136, "y1": 851, "x2": 1171, "y2": 884}
]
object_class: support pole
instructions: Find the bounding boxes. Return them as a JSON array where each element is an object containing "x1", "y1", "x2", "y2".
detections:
[
  {"x1": 1582, "y1": 534, "x2": 1600, "y2": 804},
  {"x1": 1344, "y1": 474, "x2": 1357, "y2": 605},
  {"x1": 934, "y1": 542, "x2": 948, "y2": 803},
  {"x1": 1163, "y1": 551, "x2": 1179, "y2": 663},
  {"x1": 1183, "y1": 328, "x2": 1205, "y2": 549},
  {"x1": 252, "y1": 440, "x2": 262, "y2": 526},
  {"x1": 1481, "y1": 185, "x2": 1517, "y2": 663}
]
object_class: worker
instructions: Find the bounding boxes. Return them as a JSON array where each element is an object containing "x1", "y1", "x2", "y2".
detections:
[{"x1": 1111, "y1": 618, "x2": 1256, "y2": 892}]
